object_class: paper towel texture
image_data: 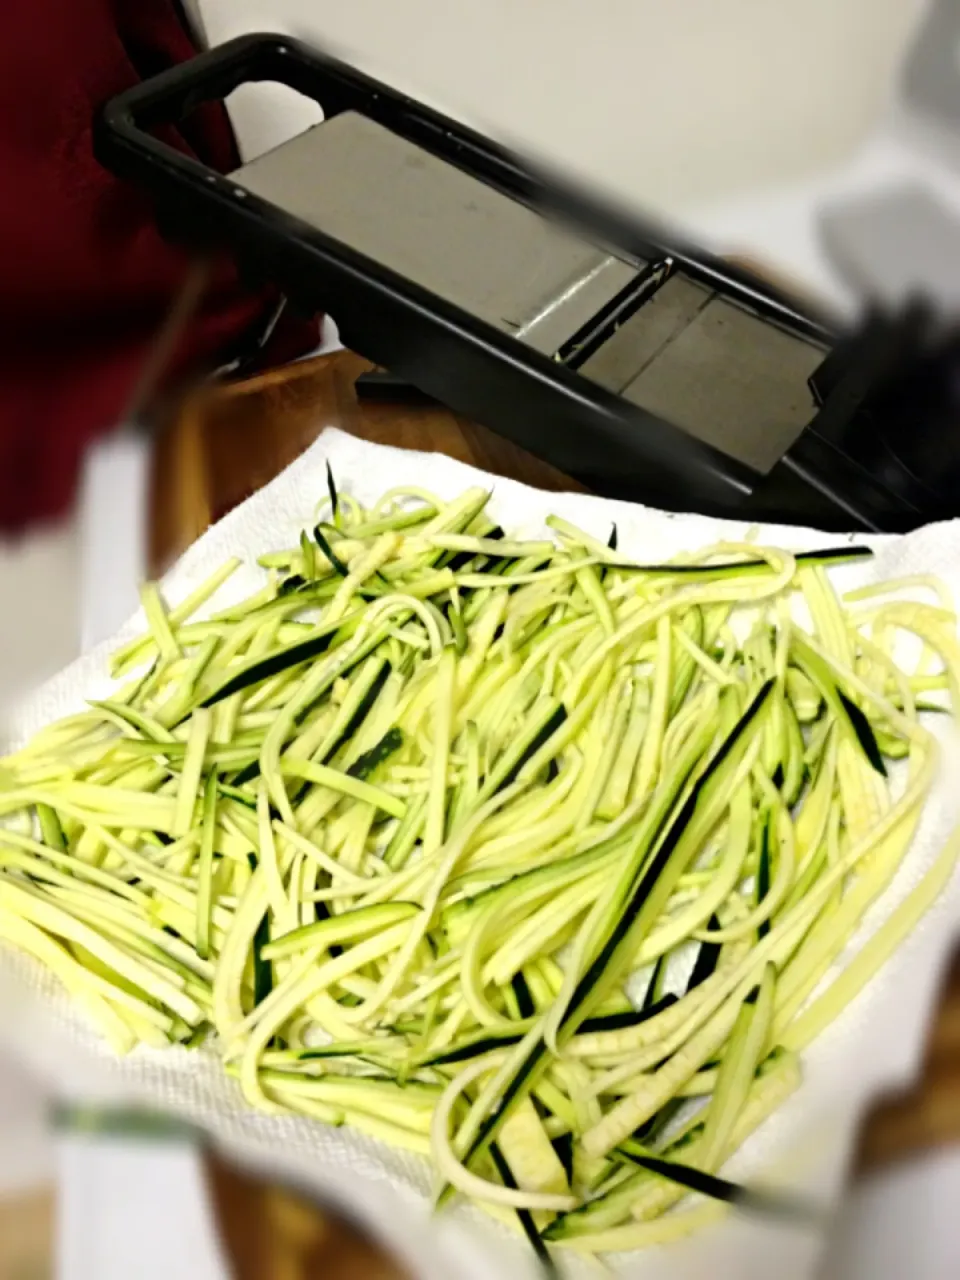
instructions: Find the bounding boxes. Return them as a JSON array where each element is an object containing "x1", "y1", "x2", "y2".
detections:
[{"x1": 3, "y1": 428, "x2": 960, "y2": 1279}]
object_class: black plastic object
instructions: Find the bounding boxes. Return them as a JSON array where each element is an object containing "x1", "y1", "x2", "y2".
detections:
[
  {"x1": 95, "y1": 33, "x2": 957, "y2": 532},
  {"x1": 354, "y1": 371, "x2": 438, "y2": 405}
]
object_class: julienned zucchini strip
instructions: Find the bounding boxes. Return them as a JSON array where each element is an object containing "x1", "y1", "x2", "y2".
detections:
[
  {"x1": 599, "y1": 546, "x2": 873, "y2": 577},
  {"x1": 457, "y1": 680, "x2": 776, "y2": 1175},
  {"x1": 418, "y1": 992, "x2": 680, "y2": 1068},
  {"x1": 1, "y1": 479, "x2": 956, "y2": 1276},
  {"x1": 198, "y1": 617, "x2": 351, "y2": 707},
  {"x1": 489, "y1": 1141, "x2": 557, "y2": 1276},
  {"x1": 616, "y1": 1149, "x2": 818, "y2": 1222}
]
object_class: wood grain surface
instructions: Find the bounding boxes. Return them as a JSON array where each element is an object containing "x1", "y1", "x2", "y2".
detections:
[
  {"x1": 150, "y1": 350, "x2": 579, "y2": 576},
  {"x1": 149, "y1": 347, "x2": 960, "y2": 1276},
  {"x1": 0, "y1": 1186, "x2": 54, "y2": 1280}
]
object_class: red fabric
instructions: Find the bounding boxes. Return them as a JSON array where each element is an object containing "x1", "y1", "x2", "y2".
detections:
[{"x1": 0, "y1": 0, "x2": 317, "y2": 533}]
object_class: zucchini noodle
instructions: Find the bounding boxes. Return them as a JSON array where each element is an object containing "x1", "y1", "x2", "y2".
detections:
[{"x1": 1, "y1": 481, "x2": 956, "y2": 1272}]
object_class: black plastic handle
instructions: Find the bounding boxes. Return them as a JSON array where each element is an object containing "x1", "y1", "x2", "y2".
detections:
[
  {"x1": 99, "y1": 34, "x2": 921, "y2": 529},
  {"x1": 97, "y1": 34, "x2": 536, "y2": 211},
  {"x1": 98, "y1": 33, "x2": 827, "y2": 339}
]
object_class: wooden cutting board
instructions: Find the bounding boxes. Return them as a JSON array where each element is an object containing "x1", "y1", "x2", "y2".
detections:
[
  {"x1": 149, "y1": 350, "x2": 579, "y2": 576},
  {"x1": 150, "y1": 347, "x2": 960, "y2": 1275}
]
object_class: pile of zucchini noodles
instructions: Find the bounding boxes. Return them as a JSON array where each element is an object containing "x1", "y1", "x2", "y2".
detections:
[{"x1": 2, "y1": 471, "x2": 959, "y2": 1271}]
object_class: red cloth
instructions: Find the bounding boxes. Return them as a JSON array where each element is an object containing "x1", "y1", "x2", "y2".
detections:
[{"x1": 0, "y1": 1, "x2": 316, "y2": 533}]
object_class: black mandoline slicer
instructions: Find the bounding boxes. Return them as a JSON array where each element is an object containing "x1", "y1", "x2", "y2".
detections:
[{"x1": 96, "y1": 33, "x2": 960, "y2": 533}]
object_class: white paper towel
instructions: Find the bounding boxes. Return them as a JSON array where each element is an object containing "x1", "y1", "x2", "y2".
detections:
[{"x1": 3, "y1": 427, "x2": 960, "y2": 1279}]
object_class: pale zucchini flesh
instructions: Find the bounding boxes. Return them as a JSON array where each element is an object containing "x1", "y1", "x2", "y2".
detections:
[{"x1": 1, "y1": 478, "x2": 955, "y2": 1273}]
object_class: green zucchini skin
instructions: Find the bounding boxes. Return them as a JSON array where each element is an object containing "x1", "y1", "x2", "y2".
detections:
[
  {"x1": 602, "y1": 546, "x2": 873, "y2": 577},
  {"x1": 461, "y1": 681, "x2": 775, "y2": 1173},
  {"x1": 348, "y1": 727, "x2": 404, "y2": 780},
  {"x1": 200, "y1": 628, "x2": 341, "y2": 708},
  {"x1": 419, "y1": 993, "x2": 680, "y2": 1067},
  {"x1": 12, "y1": 473, "x2": 949, "y2": 1259},
  {"x1": 489, "y1": 1142, "x2": 557, "y2": 1275},
  {"x1": 325, "y1": 461, "x2": 339, "y2": 524},
  {"x1": 615, "y1": 1150, "x2": 818, "y2": 1222},
  {"x1": 686, "y1": 915, "x2": 723, "y2": 991},
  {"x1": 314, "y1": 525, "x2": 348, "y2": 576}
]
